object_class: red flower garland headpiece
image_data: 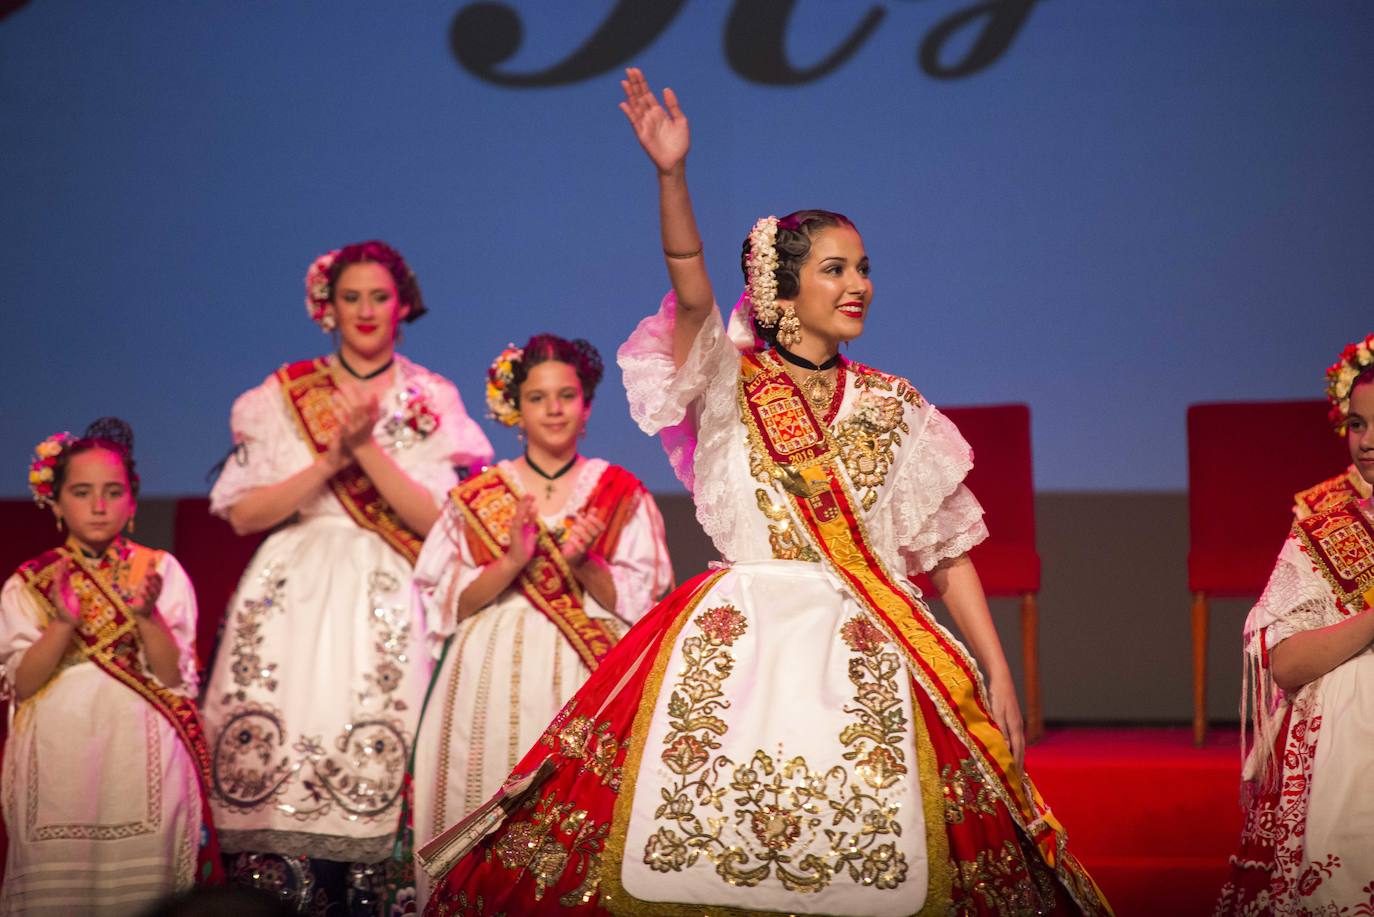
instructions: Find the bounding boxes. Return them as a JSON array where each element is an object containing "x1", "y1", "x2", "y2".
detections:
[{"x1": 1325, "y1": 332, "x2": 1374, "y2": 430}]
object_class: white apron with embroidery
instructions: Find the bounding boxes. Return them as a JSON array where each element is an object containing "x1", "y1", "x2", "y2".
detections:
[
  {"x1": 201, "y1": 355, "x2": 492, "y2": 863},
  {"x1": 610, "y1": 294, "x2": 989, "y2": 915}
]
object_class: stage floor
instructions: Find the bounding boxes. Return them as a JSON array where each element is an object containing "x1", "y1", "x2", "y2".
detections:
[{"x1": 1026, "y1": 726, "x2": 1242, "y2": 916}]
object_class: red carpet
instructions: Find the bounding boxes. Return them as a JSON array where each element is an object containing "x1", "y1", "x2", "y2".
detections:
[{"x1": 1027, "y1": 727, "x2": 1242, "y2": 917}]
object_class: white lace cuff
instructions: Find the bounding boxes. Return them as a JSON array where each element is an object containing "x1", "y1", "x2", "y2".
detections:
[{"x1": 889, "y1": 407, "x2": 988, "y2": 574}]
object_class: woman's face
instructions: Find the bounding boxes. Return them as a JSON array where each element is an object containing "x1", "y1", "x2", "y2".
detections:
[
  {"x1": 55, "y1": 448, "x2": 135, "y2": 551},
  {"x1": 1348, "y1": 380, "x2": 1374, "y2": 485},
  {"x1": 330, "y1": 262, "x2": 409, "y2": 357},
  {"x1": 518, "y1": 361, "x2": 590, "y2": 454},
  {"x1": 777, "y1": 225, "x2": 872, "y2": 348}
]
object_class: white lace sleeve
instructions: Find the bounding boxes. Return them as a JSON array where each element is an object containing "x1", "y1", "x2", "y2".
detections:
[
  {"x1": 148, "y1": 553, "x2": 200, "y2": 697},
  {"x1": 888, "y1": 406, "x2": 989, "y2": 575},
  {"x1": 209, "y1": 376, "x2": 305, "y2": 518},
  {"x1": 428, "y1": 377, "x2": 494, "y2": 477},
  {"x1": 402, "y1": 375, "x2": 490, "y2": 505},
  {"x1": 616, "y1": 292, "x2": 739, "y2": 493},
  {"x1": 0, "y1": 573, "x2": 44, "y2": 695},
  {"x1": 605, "y1": 489, "x2": 674, "y2": 627},
  {"x1": 1248, "y1": 535, "x2": 1344, "y2": 652},
  {"x1": 411, "y1": 499, "x2": 482, "y2": 652}
]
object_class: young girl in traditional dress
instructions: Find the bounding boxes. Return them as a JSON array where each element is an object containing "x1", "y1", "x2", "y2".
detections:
[
  {"x1": 409, "y1": 334, "x2": 673, "y2": 907},
  {"x1": 1217, "y1": 334, "x2": 1374, "y2": 914},
  {"x1": 201, "y1": 241, "x2": 493, "y2": 911},
  {"x1": 1, "y1": 418, "x2": 219, "y2": 913},
  {"x1": 422, "y1": 70, "x2": 1109, "y2": 916}
]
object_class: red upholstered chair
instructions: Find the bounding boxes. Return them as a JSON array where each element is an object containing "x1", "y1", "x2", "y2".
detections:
[
  {"x1": 0, "y1": 500, "x2": 65, "y2": 884},
  {"x1": 172, "y1": 498, "x2": 265, "y2": 674},
  {"x1": 917, "y1": 404, "x2": 1044, "y2": 742},
  {"x1": 1187, "y1": 401, "x2": 1350, "y2": 745}
]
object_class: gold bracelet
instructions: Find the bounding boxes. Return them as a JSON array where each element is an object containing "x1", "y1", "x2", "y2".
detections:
[{"x1": 664, "y1": 246, "x2": 703, "y2": 260}]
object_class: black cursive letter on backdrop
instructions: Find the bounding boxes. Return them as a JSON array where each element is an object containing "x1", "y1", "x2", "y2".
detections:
[
  {"x1": 725, "y1": 0, "x2": 884, "y2": 86},
  {"x1": 919, "y1": 0, "x2": 1039, "y2": 79},
  {"x1": 448, "y1": 1, "x2": 686, "y2": 87}
]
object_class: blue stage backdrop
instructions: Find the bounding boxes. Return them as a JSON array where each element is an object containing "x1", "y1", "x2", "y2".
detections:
[{"x1": 2, "y1": 2, "x2": 1369, "y2": 495}]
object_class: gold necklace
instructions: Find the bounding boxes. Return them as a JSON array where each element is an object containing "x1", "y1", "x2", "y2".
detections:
[{"x1": 775, "y1": 346, "x2": 841, "y2": 416}]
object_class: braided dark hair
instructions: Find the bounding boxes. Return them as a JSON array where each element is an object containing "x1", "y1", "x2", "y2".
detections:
[
  {"x1": 328, "y1": 240, "x2": 427, "y2": 322},
  {"x1": 739, "y1": 210, "x2": 856, "y2": 347},
  {"x1": 53, "y1": 417, "x2": 140, "y2": 498},
  {"x1": 511, "y1": 334, "x2": 605, "y2": 405}
]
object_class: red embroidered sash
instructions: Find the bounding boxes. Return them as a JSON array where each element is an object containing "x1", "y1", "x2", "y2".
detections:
[
  {"x1": 277, "y1": 358, "x2": 424, "y2": 564},
  {"x1": 1293, "y1": 466, "x2": 1369, "y2": 520},
  {"x1": 736, "y1": 351, "x2": 1068, "y2": 865},
  {"x1": 1294, "y1": 502, "x2": 1374, "y2": 612},
  {"x1": 451, "y1": 465, "x2": 637, "y2": 670},
  {"x1": 17, "y1": 543, "x2": 223, "y2": 883}
]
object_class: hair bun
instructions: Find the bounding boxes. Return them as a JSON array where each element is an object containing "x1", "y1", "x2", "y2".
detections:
[
  {"x1": 83, "y1": 416, "x2": 135, "y2": 453},
  {"x1": 571, "y1": 338, "x2": 605, "y2": 390}
]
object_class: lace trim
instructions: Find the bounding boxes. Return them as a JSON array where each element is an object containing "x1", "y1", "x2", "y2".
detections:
[{"x1": 217, "y1": 827, "x2": 394, "y2": 864}]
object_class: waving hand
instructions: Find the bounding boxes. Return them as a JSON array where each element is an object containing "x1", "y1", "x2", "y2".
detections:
[{"x1": 619, "y1": 68, "x2": 689, "y2": 174}]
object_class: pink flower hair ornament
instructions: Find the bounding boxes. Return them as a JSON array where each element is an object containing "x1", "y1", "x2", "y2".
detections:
[
  {"x1": 304, "y1": 248, "x2": 342, "y2": 331},
  {"x1": 28, "y1": 432, "x2": 75, "y2": 508}
]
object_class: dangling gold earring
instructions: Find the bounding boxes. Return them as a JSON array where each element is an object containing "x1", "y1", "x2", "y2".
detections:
[
  {"x1": 55, "y1": 515, "x2": 64, "y2": 533},
  {"x1": 126, "y1": 516, "x2": 136, "y2": 535},
  {"x1": 777, "y1": 305, "x2": 803, "y2": 348}
]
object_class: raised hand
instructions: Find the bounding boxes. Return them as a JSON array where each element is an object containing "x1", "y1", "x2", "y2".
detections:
[
  {"x1": 560, "y1": 511, "x2": 607, "y2": 566},
  {"x1": 128, "y1": 572, "x2": 164, "y2": 620},
  {"x1": 333, "y1": 384, "x2": 381, "y2": 452},
  {"x1": 619, "y1": 67, "x2": 689, "y2": 174},
  {"x1": 506, "y1": 495, "x2": 540, "y2": 569}
]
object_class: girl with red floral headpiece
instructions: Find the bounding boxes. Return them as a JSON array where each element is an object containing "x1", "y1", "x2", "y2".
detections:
[
  {"x1": 406, "y1": 333, "x2": 673, "y2": 909},
  {"x1": 2, "y1": 418, "x2": 221, "y2": 911},
  {"x1": 1217, "y1": 336, "x2": 1374, "y2": 914}
]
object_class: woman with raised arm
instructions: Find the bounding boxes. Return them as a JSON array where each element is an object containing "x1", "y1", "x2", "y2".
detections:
[
  {"x1": 407, "y1": 334, "x2": 673, "y2": 908},
  {"x1": 2, "y1": 419, "x2": 220, "y2": 911},
  {"x1": 1217, "y1": 335, "x2": 1374, "y2": 914},
  {"x1": 202, "y1": 241, "x2": 492, "y2": 911},
  {"x1": 423, "y1": 70, "x2": 1109, "y2": 916}
]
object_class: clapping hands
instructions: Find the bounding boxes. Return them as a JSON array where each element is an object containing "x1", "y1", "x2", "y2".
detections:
[
  {"x1": 560, "y1": 511, "x2": 606, "y2": 566},
  {"x1": 506, "y1": 496, "x2": 540, "y2": 568}
]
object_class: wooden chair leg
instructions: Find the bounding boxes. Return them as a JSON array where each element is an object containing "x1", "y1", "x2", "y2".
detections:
[
  {"x1": 1021, "y1": 592, "x2": 1043, "y2": 744},
  {"x1": 1192, "y1": 591, "x2": 1209, "y2": 747}
]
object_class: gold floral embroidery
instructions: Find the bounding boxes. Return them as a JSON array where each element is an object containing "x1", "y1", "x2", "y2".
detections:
[
  {"x1": 643, "y1": 608, "x2": 911, "y2": 894},
  {"x1": 754, "y1": 489, "x2": 821, "y2": 562},
  {"x1": 492, "y1": 792, "x2": 609, "y2": 904},
  {"x1": 943, "y1": 757, "x2": 999, "y2": 824},
  {"x1": 953, "y1": 838, "x2": 1057, "y2": 916},
  {"x1": 539, "y1": 711, "x2": 629, "y2": 791},
  {"x1": 834, "y1": 390, "x2": 908, "y2": 511},
  {"x1": 426, "y1": 889, "x2": 506, "y2": 917}
]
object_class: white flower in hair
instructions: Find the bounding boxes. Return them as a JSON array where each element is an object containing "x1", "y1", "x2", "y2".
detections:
[{"x1": 746, "y1": 216, "x2": 781, "y2": 328}]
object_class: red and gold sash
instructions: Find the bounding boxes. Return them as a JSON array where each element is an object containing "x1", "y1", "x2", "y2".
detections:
[
  {"x1": 16, "y1": 541, "x2": 223, "y2": 884},
  {"x1": 277, "y1": 358, "x2": 424, "y2": 564},
  {"x1": 1293, "y1": 465, "x2": 1371, "y2": 520},
  {"x1": 736, "y1": 351, "x2": 1067, "y2": 864},
  {"x1": 451, "y1": 465, "x2": 643, "y2": 670},
  {"x1": 1294, "y1": 502, "x2": 1374, "y2": 612}
]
